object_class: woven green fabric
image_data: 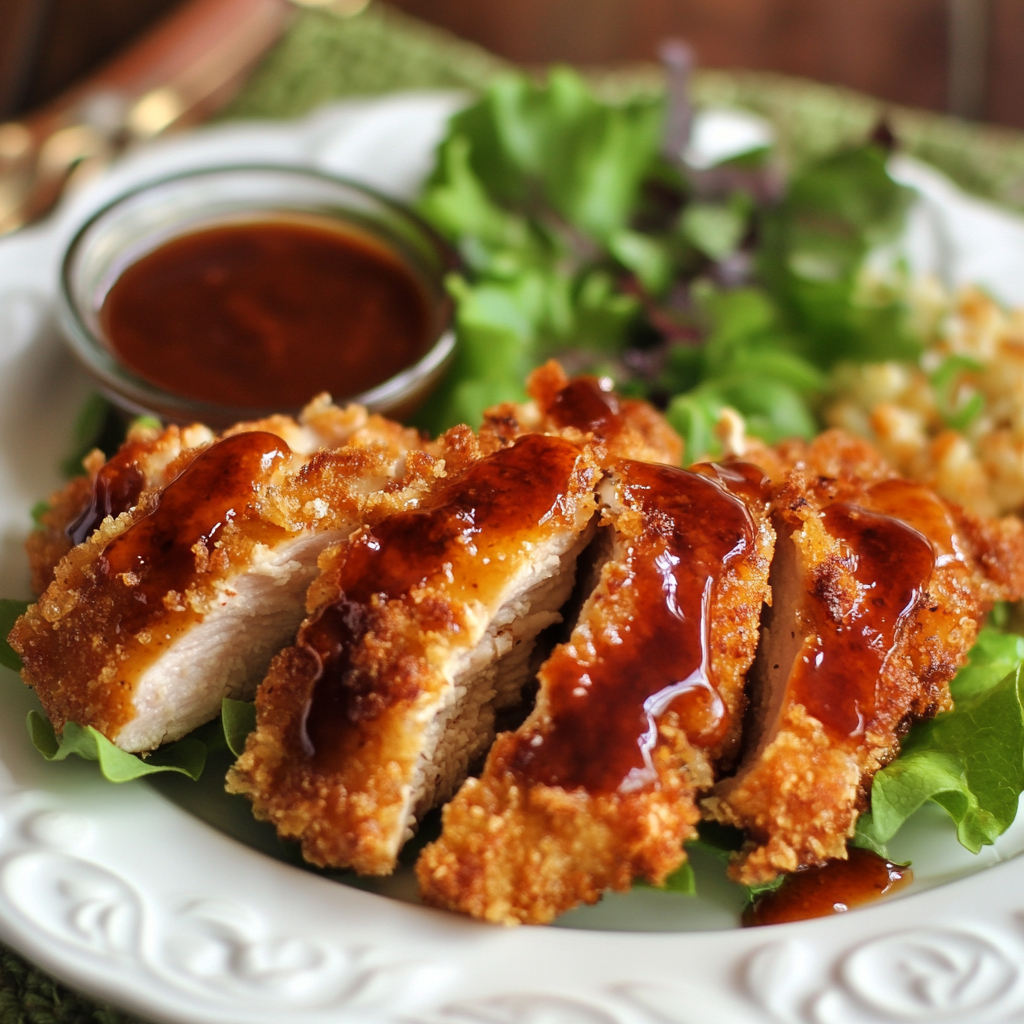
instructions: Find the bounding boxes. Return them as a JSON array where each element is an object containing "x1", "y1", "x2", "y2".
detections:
[
  {"x1": 0, "y1": 944, "x2": 144, "y2": 1024},
  {"x1": 228, "y1": 4, "x2": 1024, "y2": 212},
  {"x1": 6, "y1": 4, "x2": 1024, "y2": 1022}
]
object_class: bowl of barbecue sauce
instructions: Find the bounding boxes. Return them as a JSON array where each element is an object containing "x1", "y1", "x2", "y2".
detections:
[{"x1": 58, "y1": 166, "x2": 459, "y2": 426}]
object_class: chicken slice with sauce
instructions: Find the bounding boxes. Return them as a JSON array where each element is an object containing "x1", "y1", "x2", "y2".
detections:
[
  {"x1": 10, "y1": 405, "x2": 431, "y2": 753},
  {"x1": 227, "y1": 433, "x2": 601, "y2": 875},
  {"x1": 706, "y1": 430, "x2": 1024, "y2": 885},
  {"x1": 26, "y1": 395, "x2": 404, "y2": 593},
  {"x1": 416, "y1": 458, "x2": 774, "y2": 924},
  {"x1": 482, "y1": 359, "x2": 684, "y2": 468}
]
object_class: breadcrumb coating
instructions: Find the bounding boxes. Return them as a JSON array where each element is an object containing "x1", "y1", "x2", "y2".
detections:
[
  {"x1": 417, "y1": 458, "x2": 774, "y2": 924},
  {"x1": 227, "y1": 432, "x2": 600, "y2": 874},
  {"x1": 707, "y1": 430, "x2": 1024, "y2": 884},
  {"x1": 482, "y1": 360, "x2": 684, "y2": 468},
  {"x1": 11, "y1": 399, "x2": 433, "y2": 751}
]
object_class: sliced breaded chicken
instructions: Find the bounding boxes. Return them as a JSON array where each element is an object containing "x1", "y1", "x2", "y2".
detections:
[
  {"x1": 10, "y1": 408, "x2": 431, "y2": 753},
  {"x1": 482, "y1": 360, "x2": 684, "y2": 467},
  {"x1": 27, "y1": 419, "x2": 213, "y2": 596},
  {"x1": 26, "y1": 395, "x2": 401, "y2": 594},
  {"x1": 416, "y1": 458, "x2": 774, "y2": 925},
  {"x1": 227, "y1": 433, "x2": 601, "y2": 875},
  {"x1": 706, "y1": 430, "x2": 1024, "y2": 885}
]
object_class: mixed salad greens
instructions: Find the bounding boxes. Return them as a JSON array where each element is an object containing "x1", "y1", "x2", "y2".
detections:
[
  {"x1": 2, "y1": 65, "x2": 1024, "y2": 912},
  {"x1": 412, "y1": 66, "x2": 919, "y2": 459}
]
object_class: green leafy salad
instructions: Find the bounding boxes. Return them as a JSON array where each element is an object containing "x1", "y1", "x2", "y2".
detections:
[
  {"x1": 2, "y1": 65, "x2": 1024, "y2": 914},
  {"x1": 412, "y1": 66, "x2": 919, "y2": 457}
]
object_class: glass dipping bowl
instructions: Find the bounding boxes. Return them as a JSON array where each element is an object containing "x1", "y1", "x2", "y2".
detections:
[{"x1": 58, "y1": 165, "x2": 460, "y2": 427}]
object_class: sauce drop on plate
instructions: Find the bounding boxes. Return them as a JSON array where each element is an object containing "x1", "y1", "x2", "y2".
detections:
[
  {"x1": 744, "y1": 848, "x2": 912, "y2": 926},
  {"x1": 100, "y1": 217, "x2": 434, "y2": 408}
]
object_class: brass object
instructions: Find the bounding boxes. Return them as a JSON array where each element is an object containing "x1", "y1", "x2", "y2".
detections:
[{"x1": 0, "y1": 0, "x2": 296, "y2": 238}]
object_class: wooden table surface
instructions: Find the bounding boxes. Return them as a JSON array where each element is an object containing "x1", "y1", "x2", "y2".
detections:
[{"x1": 3, "y1": 0, "x2": 1022, "y2": 129}]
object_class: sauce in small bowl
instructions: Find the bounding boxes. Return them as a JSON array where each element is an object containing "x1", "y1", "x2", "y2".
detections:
[{"x1": 59, "y1": 166, "x2": 459, "y2": 426}]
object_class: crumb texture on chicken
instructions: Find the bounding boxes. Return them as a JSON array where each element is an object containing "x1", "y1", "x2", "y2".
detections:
[
  {"x1": 25, "y1": 395, "x2": 419, "y2": 593},
  {"x1": 482, "y1": 360, "x2": 684, "y2": 468},
  {"x1": 10, "y1": 400, "x2": 431, "y2": 752},
  {"x1": 227, "y1": 432, "x2": 601, "y2": 876},
  {"x1": 707, "y1": 430, "x2": 1024, "y2": 884},
  {"x1": 417, "y1": 457, "x2": 774, "y2": 924}
]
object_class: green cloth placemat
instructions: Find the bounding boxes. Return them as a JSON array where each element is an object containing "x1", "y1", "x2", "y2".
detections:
[
  {"x1": 227, "y1": 3, "x2": 1024, "y2": 212},
  {"x1": 6, "y1": 4, "x2": 1024, "y2": 1022}
]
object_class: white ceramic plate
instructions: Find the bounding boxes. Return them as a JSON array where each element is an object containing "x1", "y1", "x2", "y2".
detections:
[{"x1": 4, "y1": 94, "x2": 1024, "y2": 1024}]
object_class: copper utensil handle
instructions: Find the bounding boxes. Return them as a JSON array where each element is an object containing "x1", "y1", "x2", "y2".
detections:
[
  {"x1": 0, "y1": 0, "x2": 294, "y2": 235},
  {"x1": 25, "y1": 0, "x2": 293, "y2": 139}
]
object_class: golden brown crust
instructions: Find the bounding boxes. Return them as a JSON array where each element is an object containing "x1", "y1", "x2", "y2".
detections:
[
  {"x1": 227, "y1": 433, "x2": 601, "y2": 875},
  {"x1": 417, "y1": 459, "x2": 774, "y2": 924},
  {"x1": 481, "y1": 360, "x2": 684, "y2": 467},
  {"x1": 10, "y1": 406, "x2": 431, "y2": 750},
  {"x1": 25, "y1": 472, "x2": 93, "y2": 597},
  {"x1": 26, "y1": 420, "x2": 215, "y2": 594},
  {"x1": 709, "y1": 430, "x2": 1024, "y2": 885},
  {"x1": 419, "y1": 750, "x2": 702, "y2": 925},
  {"x1": 25, "y1": 396, "x2": 428, "y2": 595}
]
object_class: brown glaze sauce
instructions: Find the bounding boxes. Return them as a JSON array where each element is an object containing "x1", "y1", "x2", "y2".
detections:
[
  {"x1": 791, "y1": 503, "x2": 934, "y2": 740},
  {"x1": 547, "y1": 377, "x2": 623, "y2": 437},
  {"x1": 745, "y1": 848, "x2": 912, "y2": 926},
  {"x1": 695, "y1": 459, "x2": 772, "y2": 511},
  {"x1": 300, "y1": 434, "x2": 585, "y2": 764},
  {"x1": 66, "y1": 440, "x2": 147, "y2": 546},
  {"x1": 505, "y1": 460, "x2": 765, "y2": 794},
  {"x1": 100, "y1": 431, "x2": 288, "y2": 632},
  {"x1": 865, "y1": 478, "x2": 964, "y2": 567},
  {"x1": 100, "y1": 217, "x2": 433, "y2": 409}
]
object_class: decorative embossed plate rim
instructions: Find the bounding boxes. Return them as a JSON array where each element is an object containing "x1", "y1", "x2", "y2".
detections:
[{"x1": 2, "y1": 93, "x2": 1024, "y2": 1024}]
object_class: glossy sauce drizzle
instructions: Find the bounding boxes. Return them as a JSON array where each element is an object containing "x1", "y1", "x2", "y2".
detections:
[
  {"x1": 791, "y1": 503, "x2": 934, "y2": 739},
  {"x1": 547, "y1": 377, "x2": 623, "y2": 437},
  {"x1": 300, "y1": 434, "x2": 585, "y2": 765},
  {"x1": 745, "y1": 848, "x2": 912, "y2": 926},
  {"x1": 865, "y1": 478, "x2": 964, "y2": 568},
  {"x1": 100, "y1": 431, "x2": 288, "y2": 632},
  {"x1": 506, "y1": 460, "x2": 764, "y2": 794},
  {"x1": 66, "y1": 440, "x2": 147, "y2": 546}
]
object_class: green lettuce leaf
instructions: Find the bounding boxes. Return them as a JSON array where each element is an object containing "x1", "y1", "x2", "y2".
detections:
[
  {"x1": 636, "y1": 861, "x2": 696, "y2": 896},
  {"x1": 856, "y1": 635, "x2": 1024, "y2": 856},
  {"x1": 59, "y1": 393, "x2": 128, "y2": 478},
  {"x1": 27, "y1": 711, "x2": 207, "y2": 782},
  {"x1": 949, "y1": 625, "x2": 1024, "y2": 701},
  {"x1": 758, "y1": 144, "x2": 919, "y2": 368},
  {"x1": 0, "y1": 599, "x2": 29, "y2": 672},
  {"x1": 222, "y1": 698, "x2": 257, "y2": 757},
  {"x1": 679, "y1": 201, "x2": 748, "y2": 261}
]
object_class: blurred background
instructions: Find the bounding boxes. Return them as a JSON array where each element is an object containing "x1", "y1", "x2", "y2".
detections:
[{"x1": 0, "y1": 0, "x2": 1020, "y2": 127}]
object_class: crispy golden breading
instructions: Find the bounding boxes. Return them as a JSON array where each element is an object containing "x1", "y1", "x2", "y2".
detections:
[
  {"x1": 482, "y1": 360, "x2": 684, "y2": 467},
  {"x1": 10, "y1": 402, "x2": 432, "y2": 752},
  {"x1": 25, "y1": 395, "x2": 421, "y2": 594},
  {"x1": 417, "y1": 458, "x2": 774, "y2": 924},
  {"x1": 227, "y1": 433, "x2": 601, "y2": 875},
  {"x1": 27, "y1": 419, "x2": 213, "y2": 594},
  {"x1": 706, "y1": 430, "x2": 1024, "y2": 884}
]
